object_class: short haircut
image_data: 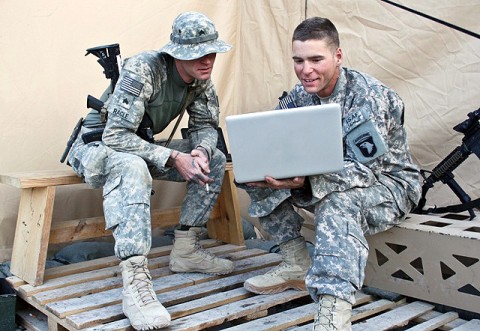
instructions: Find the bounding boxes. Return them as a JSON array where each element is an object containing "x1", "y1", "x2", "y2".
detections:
[{"x1": 292, "y1": 17, "x2": 340, "y2": 50}]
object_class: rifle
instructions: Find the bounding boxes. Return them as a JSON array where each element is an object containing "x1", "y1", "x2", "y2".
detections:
[
  {"x1": 60, "y1": 44, "x2": 121, "y2": 163},
  {"x1": 59, "y1": 117, "x2": 83, "y2": 163},
  {"x1": 85, "y1": 44, "x2": 154, "y2": 143},
  {"x1": 85, "y1": 43, "x2": 122, "y2": 119},
  {"x1": 413, "y1": 108, "x2": 480, "y2": 219},
  {"x1": 85, "y1": 43, "x2": 121, "y2": 93}
]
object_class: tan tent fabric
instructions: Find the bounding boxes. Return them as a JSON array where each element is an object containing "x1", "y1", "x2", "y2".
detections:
[{"x1": 1, "y1": 0, "x2": 479, "y2": 261}]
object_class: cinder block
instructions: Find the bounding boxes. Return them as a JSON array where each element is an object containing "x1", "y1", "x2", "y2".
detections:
[{"x1": 365, "y1": 212, "x2": 480, "y2": 314}]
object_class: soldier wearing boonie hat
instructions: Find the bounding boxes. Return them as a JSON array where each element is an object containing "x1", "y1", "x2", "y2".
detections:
[{"x1": 67, "y1": 11, "x2": 232, "y2": 331}]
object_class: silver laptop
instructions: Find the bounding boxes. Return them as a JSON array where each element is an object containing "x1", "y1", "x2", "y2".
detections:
[{"x1": 225, "y1": 103, "x2": 344, "y2": 183}]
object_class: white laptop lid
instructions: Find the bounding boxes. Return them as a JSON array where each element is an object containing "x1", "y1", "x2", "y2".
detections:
[{"x1": 225, "y1": 103, "x2": 344, "y2": 183}]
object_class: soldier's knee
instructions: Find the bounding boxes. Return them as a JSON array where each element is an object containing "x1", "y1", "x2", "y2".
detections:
[
  {"x1": 211, "y1": 148, "x2": 226, "y2": 166},
  {"x1": 117, "y1": 155, "x2": 152, "y2": 183}
]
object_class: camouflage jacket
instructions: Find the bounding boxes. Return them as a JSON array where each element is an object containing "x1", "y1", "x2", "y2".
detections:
[
  {"x1": 101, "y1": 51, "x2": 221, "y2": 168},
  {"x1": 285, "y1": 67, "x2": 421, "y2": 214}
]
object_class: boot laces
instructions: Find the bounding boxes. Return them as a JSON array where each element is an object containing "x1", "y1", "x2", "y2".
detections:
[
  {"x1": 266, "y1": 261, "x2": 291, "y2": 276},
  {"x1": 129, "y1": 262, "x2": 157, "y2": 306},
  {"x1": 189, "y1": 231, "x2": 218, "y2": 260},
  {"x1": 313, "y1": 295, "x2": 336, "y2": 330}
]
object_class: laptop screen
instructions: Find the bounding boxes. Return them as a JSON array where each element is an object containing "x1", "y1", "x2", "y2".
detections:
[{"x1": 225, "y1": 104, "x2": 344, "y2": 183}]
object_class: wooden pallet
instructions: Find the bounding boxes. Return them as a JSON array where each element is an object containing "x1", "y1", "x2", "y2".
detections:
[{"x1": 8, "y1": 242, "x2": 480, "y2": 331}]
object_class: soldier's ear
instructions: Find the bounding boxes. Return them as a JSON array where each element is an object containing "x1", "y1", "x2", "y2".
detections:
[{"x1": 335, "y1": 48, "x2": 343, "y2": 66}]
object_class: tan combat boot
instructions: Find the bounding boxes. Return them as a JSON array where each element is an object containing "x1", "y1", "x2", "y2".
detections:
[
  {"x1": 120, "y1": 256, "x2": 171, "y2": 330},
  {"x1": 313, "y1": 295, "x2": 352, "y2": 331},
  {"x1": 169, "y1": 227, "x2": 234, "y2": 275},
  {"x1": 244, "y1": 236, "x2": 311, "y2": 294}
]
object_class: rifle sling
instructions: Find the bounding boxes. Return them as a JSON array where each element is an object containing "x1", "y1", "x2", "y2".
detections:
[{"x1": 424, "y1": 198, "x2": 480, "y2": 215}]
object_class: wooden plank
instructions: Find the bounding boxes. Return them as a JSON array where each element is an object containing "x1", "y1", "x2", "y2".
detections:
[
  {"x1": 10, "y1": 186, "x2": 56, "y2": 286},
  {"x1": 49, "y1": 203, "x2": 223, "y2": 245},
  {"x1": 353, "y1": 291, "x2": 374, "y2": 306},
  {"x1": 0, "y1": 169, "x2": 82, "y2": 188},
  {"x1": 408, "y1": 311, "x2": 459, "y2": 331},
  {"x1": 16, "y1": 308, "x2": 49, "y2": 331},
  {"x1": 49, "y1": 215, "x2": 112, "y2": 244},
  {"x1": 451, "y1": 319, "x2": 480, "y2": 331},
  {"x1": 45, "y1": 251, "x2": 280, "y2": 318},
  {"x1": 414, "y1": 310, "x2": 469, "y2": 330},
  {"x1": 5, "y1": 275, "x2": 26, "y2": 288},
  {"x1": 224, "y1": 302, "x2": 316, "y2": 330},
  {"x1": 17, "y1": 240, "x2": 228, "y2": 298},
  {"x1": 235, "y1": 295, "x2": 399, "y2": 331},
  {"x1": 0, "y1": 165, "x2": 231, "y2": 189},
  {"x1": 19, "y1": 264, "x2": 121, "y2": 298},
  {"x1": 207, "y1": 167, "x2": 244, "y2": 245},
  {"x1": 84, "y1": 319, "x2": 130, "y2": 331},
  {"x1": 33, "y1": 271, "x2": 124, "y2": 306},
  {"x1": 351, "y1": 298, "x2": 406, "y2": 322},
  {"x1": 168, "y1": 287, "x2": 252, "y2": 319},
  {"x1": 171, "y1": 290, "x2": 308, "y2": 330},
  {"x1": 32, "y1": 244, "x2": 245, "y2": 306},
  {"x1": 70, "y1": 288, "x2": 253, "y2": 330},
  {"x1": 46, "y1": 272, "x2": 199, "y2": 319},
  {"x1": 67, "y1": 267, "x2": 273, "y2": 329},
  {"x1": 352, "y1": 301, "x2": 434, "y2": 330}
]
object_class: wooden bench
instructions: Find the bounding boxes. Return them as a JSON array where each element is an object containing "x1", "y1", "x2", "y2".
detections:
[{"x1": 0, "y1": 162, "x2": 244, "y2": 286}]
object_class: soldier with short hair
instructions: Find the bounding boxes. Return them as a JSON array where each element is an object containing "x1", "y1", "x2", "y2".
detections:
[
  {"x1": 239, "y1": 17, "x2": 421, "y2": 330},
  {"x1": 68, "y1": 12, "x2": 232, "y2": 330}
]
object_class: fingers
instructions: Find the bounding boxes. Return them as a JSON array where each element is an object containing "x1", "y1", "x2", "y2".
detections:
[
  {"x1": 193, "y1": 172, "x2": 213, "y2": 185},
  {"x1": 172, "y1": 150, "x2": 213, "y2": 185},
  {"x1": 247, "y1": 176, "x2": 305, "y2": 189},
  {"x1": 191, "y1": 149, "x2": 210, "y2": 174},
  {"x1": 189, "y1": 157, "x2": 213, "y2": 185}
]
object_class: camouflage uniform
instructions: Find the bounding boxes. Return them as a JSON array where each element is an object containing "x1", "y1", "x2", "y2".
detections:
[
  {"x1": 68, "y1": 12, "x2": 231, "y2": 260},
  {"x1": 241, "y1": 67, "x2": 421, "y2": 304}
]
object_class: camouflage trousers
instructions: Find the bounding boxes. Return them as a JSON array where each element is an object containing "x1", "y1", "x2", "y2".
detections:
[
  {"x1": 73, "y1": 139, "x2": 226, "y2": 259},
  {"x1": 247, "y1": 183, "x2": 408, "y2": 305}
]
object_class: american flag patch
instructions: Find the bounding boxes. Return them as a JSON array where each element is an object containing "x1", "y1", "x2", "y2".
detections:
[
  {"x1": 120, "y1": 76, "x2": 144, "y2": 97},
  {"x1": 278, "y1": 91, "x2": 297, "y2": 109}
]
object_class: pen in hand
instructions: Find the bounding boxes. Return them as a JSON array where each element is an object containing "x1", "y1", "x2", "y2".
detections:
[{"x1": 206, "y1": 184, "x2": 210, "y2": 193}]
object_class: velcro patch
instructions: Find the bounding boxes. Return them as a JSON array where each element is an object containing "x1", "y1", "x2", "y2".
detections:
[
  {"x1": 111, "y1": 107, "x2": 130, "y2": 121},
  {"x1": 120, "y1": 76, "x2": 143, "y2": 97},
  {"x1": 346, "y1": 120, "x2": 387, "y2": 163},
  {"x1": 119, "y1": 94, "x2": 134, "y2": 110},
  {"x1": 344, "y1": 111, "x2": 364, "y2": 133}
]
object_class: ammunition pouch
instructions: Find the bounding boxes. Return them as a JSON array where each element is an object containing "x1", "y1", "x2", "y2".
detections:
[
  {"x1": 80, "y1": 112, "x2": 154, "y2": 144},
  {"x1": 82, "y1": 128, "x2": 104, "y2": 144}
]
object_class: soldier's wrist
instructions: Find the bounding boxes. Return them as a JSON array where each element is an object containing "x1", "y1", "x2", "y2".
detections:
[
  {"x1": 196, "y1": 146, "x2": 209, "y2": 159},
  {"x1": 166, "y1": 150, "x2": 180, "y2": 167}
]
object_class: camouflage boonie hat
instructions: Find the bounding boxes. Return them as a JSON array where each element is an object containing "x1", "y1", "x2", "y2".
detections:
[{"x1": 161, "y1": 12, "x2": 232, "y2": 60}]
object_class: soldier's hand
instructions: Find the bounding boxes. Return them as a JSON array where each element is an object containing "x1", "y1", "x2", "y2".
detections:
[
  {"x1": 191, "y1": 148, "x2": 210, "y2": 175},
  {"x1": 173, "y1": 151, "x2": 213, "y2": 185},
  {"x1": 247, "y1": 176, "x2": 305, "y2": 189}
]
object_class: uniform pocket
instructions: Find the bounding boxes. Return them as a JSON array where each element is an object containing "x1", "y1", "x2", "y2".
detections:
[
  {"x1": 103, "y1": 174, "x2": 121, "y2": 198},
  {"x1": 102, "y1": 174, "x2": 122, "y2": 229},
  {"x1": 81, "y1": 143, "x2": 109, "y2": 188}
]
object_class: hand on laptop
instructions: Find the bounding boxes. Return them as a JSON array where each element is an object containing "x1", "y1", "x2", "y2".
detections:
[{"x1": 247, "y1": 176, "x2": 305, "y2": 189}]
